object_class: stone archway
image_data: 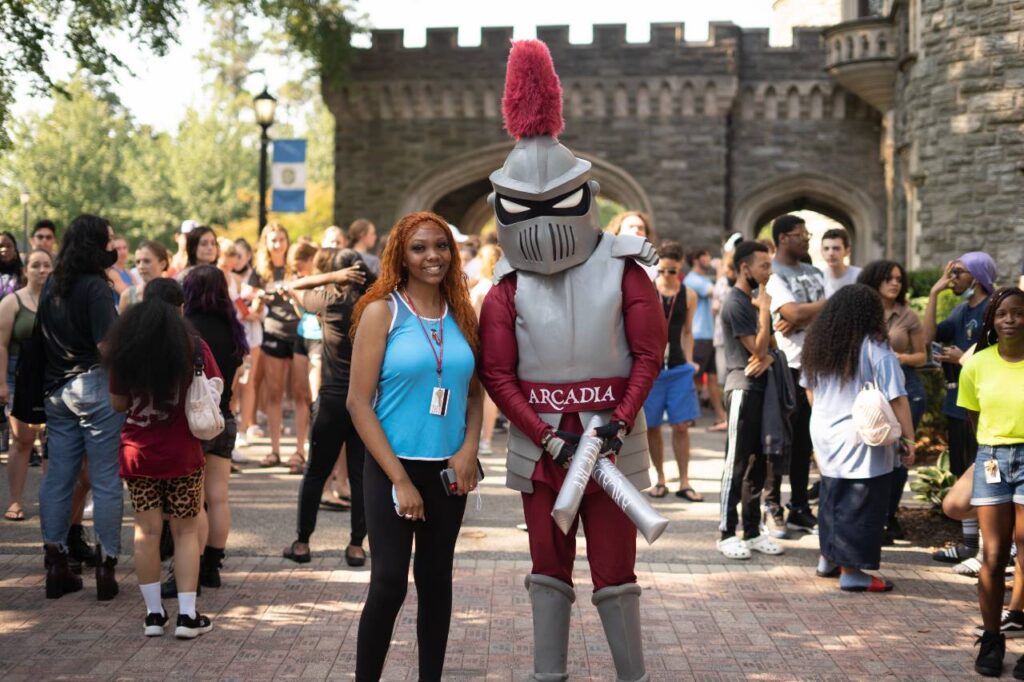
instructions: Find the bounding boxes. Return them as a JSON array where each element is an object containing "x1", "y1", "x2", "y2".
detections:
[
  {"x1": 732, "y1": 172, "x2": 884, "y2": 264},
  {"x1": 398, "y1": 142, "x2": 655, "y2": 233}
]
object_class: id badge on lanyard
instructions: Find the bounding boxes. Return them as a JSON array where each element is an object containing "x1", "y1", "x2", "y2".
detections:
[{"x1": 404, "y1": 292, "x2": 450, "y2": 417}]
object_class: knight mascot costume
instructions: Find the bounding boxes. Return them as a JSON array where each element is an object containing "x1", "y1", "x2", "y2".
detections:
[{"x1": 479, "y1": 40, "x2": 668, "y2": 682}]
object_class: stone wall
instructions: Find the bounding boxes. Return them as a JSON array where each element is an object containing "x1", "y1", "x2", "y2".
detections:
[
  {"x1": 324, "y1": 23, "x2": 888, "y2": 254},
  {"x1": 892, "y1": 0, "x2": 1024, "y2": 278}
]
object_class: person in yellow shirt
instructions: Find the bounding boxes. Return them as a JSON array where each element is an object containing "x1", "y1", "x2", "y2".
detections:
[{"x1": 957, "y1": 286, "x2": 1024, "y2": 676}]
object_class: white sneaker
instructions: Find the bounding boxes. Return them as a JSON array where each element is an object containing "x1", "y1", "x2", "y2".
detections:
[
  {"x1": 231, "y1": 449, "x2": 248, "y2": 463},
  {"x1": 479, "y1": 441, "x2": 493, "y2": 455},
  {"x1": 717, "y1": 536, "x2": 751, "y2": 560},
  {"x1": 82, "y1": 496, "x2": 94, "y2": 521},
  {"x1": 747, "y1": 535, "x2": 784, "y2": 555},
  {"x1": 234, "y1": 432, "x2": 248, "y2": 448}
]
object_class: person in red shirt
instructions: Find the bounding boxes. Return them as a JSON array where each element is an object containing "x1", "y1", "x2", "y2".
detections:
[
  {"x1": 479, "y1": 41, "x2": 666, "y2": 682},
  {"x1": 105, "y1": 278, "x2": 220, "y2": 640}
]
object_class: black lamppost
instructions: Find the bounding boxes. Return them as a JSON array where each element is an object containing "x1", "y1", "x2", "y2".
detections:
[
  {"x1": 253, "y1": 86, "x2": 277, "y2": 241},
  {"x1": 19, "y1": 188, "x2": 30, "y2": 251}
]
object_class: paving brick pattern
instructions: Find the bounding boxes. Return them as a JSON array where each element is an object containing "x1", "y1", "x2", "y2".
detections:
[{"x1": 0, "y1": 551, "x2": 995, "y2": 680}]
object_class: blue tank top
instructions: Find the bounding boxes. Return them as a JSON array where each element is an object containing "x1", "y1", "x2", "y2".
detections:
[
  {"x1": 374, "y1": 291, "x2": 475, "y2": 460},
  {"x1": 298, "y1": 311, "x2": 322, "y2": 340}
]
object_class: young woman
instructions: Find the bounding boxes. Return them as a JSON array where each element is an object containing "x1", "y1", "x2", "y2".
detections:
[
  {"x1": 231, "y1": 238, "x2": 264, "y2": 448},
  {"x1": 37, "y1": 215, "x2": 125, "y2": 601},
  {"x1": 469, "y1": 243, "x2": 501, "y2": 455},
  {"x1": 606, "y1": 212, "x2": 657, "y2": 280},
  {"x1": 104, "y1": 282, "x2": 220, "y2": 639},
  {"x1": 800, "y1": 284, "x2": 915, "y2": 593},
  {"x1": 286, "y1": 242, "x2": 319, "y2": 471},
  {"x1": 348, "y1": 211, "x2": 483, "y2": 682},
  {"x1": 183, "y1": 266, "x2": 247, "y2": 588},
  {"x1": 175, "y1": 226, "x2": 219, "y2": 283},
  {"x1": 644, "y1": 240, "x2": 702, "y2": 500},
  {"x1": 0, "y1": 231, "x2": 24, "y2": 298},
  {"x1": 281, "y1": 249, "x2": 373, "y2": 567},
  {"x1": 253, "y1": 223, "x2": 306, "y2": 470},
  {"x1": 119, "y1": 241, "x2": 170, "y2": 313},
  {"x1": 0, "y1": 249, "x2": 53, "y2": 521},
  {"x1": 857, "y1": 260, "x2": 927, "y2": 543},
  {"x1": 958, "y1": 287, "x2": 1024, "y2": 676}
]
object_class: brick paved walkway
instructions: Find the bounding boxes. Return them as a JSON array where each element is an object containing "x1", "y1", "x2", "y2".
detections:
[{"x1": 0, "y1": 551, "x2": 993, "y2": 680}]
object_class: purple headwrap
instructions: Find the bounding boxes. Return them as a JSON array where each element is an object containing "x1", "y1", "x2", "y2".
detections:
[{"x1": 958, "y1": 251, "x2": 997, "y2": 295}]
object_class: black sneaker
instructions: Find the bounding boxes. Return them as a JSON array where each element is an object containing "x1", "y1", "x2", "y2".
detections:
[
  {"x1": 975, "y1": 630, "x2": 1005, "y2": 676},
  {"x1": 1013, "y1": 652, "x2": 1024, "y2": 680},
  {"x1": 887, "y1": 516, "x2": 906, "y2": 540},
  {"x1": 975, "y1": 610, "x2": 1024, "y2": 639},
  {"x1": 933, "y1": 543, "x2": 974, "y2": 564},
  {"x1": 786, "y1": 505, "x2": 817, "y2": 533},
  {"x1": 175, "y1": 612, "x2": 213, "y2": 639},
  {"x1": 28, "y1": 448, "x2": 41, "y2": 467},
  {"x1": 761, "y1": 504, "x2": 788, "y2": 539},
  {"x1": 807, "y1": 480, "x2": 820, "y2": 502},
  {"x1": 144, "y1": 610, "x2": 168, "y2": 637}
]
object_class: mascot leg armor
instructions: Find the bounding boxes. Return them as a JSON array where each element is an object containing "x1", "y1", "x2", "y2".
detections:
[
  {"x1": 593, "y1": 583, "x2": 648, "y2": 682},
  {"x1": 525, "y1": 574, "x2": 575, "y2": 681}
]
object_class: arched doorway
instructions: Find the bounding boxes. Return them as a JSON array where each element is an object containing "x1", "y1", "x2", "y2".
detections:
[
  {"x1": 732, "y1": 172, "x2": 884, "y2": 265},
  {"x1": 398, "y1": 142, "x2": 655, "y2": 234}
]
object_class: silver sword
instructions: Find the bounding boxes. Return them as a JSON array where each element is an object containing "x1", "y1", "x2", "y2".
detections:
[{"x1": 550, "y1": 415, "x2": 669, "y2": 544}]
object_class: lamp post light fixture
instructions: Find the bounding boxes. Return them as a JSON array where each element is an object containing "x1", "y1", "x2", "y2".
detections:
[
  {"x1": 19, "y1": 188, "x2": 30, "y2": 251},
  {"x1": 253, "y1": 87, "x2": 277, "y2": 241}
]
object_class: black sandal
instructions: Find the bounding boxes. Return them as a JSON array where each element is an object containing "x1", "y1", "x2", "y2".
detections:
[
  {"x1": 282, "y1": 541, "x2": 311, "y2": 564},
  {"x1": 345, "y1": 545, "x2": 366, "y2": 567}
]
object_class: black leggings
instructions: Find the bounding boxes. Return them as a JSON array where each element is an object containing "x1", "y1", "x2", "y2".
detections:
[
  {"x1": 296, "y1": 393, "x2": 366, "y2": 546},
  {"x1": 355, "y1": 455, "x2": 466, "y2": 682}
]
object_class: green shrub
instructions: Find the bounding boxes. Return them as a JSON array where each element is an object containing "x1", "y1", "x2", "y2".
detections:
[
  {"x1": 907, "y1": 267, "x2": 944, "y2": 299},
  {"x1": 910, "y1": 449, "x2": 956, "y2": 508}
]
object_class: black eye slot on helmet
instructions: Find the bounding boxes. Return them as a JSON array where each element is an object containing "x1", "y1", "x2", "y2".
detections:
[{"x1": 495, "y1": 183, "x2": 591, "y2": 225}]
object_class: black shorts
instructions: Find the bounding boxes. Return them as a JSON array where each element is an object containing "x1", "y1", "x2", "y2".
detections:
[
  {"x1": 293, "y1": 336, "x2": 323, "y2": 359},
  {"x1": 203, "y1": 415, "x2": 237, "y2": 460},
  {"x1": 261, "y1": 332, "x2": 295, "y2": 359},
  {"x1": 947, "y1": 416, "x2": 978, "y2": 478},
  {"x1": 693, "y1": 339, "x2": 717, "y2": 377}
]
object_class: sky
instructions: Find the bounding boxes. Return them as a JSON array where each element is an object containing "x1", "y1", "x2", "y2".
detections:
[{"x1": 13, "y1": 0, "x2": 777, "y2": 133}]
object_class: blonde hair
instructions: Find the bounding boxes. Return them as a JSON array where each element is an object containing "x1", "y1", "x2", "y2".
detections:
[
  {"x1": 478, "y1": 244, "x2": 502, "y2": 280},
  {"x1": 607, "y1": 211, "x2": 656, "y2": 241},
  {"x1": 255, "y1": 222, "x2": 290, "y2": 283}
]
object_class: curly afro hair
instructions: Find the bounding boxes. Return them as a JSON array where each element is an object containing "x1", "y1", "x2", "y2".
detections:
[{"x1": 802, "y1": 284, "x2": 888, "y2": 385}]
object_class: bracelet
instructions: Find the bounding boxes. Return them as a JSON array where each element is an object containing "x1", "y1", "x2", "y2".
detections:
[{"x1": 900, "y1": 436, "x2": 914, "y2": 446}]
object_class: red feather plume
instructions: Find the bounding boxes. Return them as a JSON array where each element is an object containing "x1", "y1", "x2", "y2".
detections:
[{"x1": 502, "y1": 40, "x2": 564, "y2": 139}]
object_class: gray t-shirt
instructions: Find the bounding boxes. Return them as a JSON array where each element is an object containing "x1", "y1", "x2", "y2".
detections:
[
  {"x1": 720, "y1": 288, "x2": 767, "y2": 393},
  {"x1": 766, "y1": 260, "x2": 826, "y2": 370},
  {"x1": 824, "y1": 265, "x2": 862, "y2": 298}
]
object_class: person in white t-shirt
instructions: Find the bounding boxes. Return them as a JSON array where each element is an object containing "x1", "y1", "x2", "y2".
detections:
[
  {"x1": 821, "y1": 228, "x2": 862, "y2": 297},
  {"x1": 763, "y1": 214, "x2": 827, "y2": 539}
]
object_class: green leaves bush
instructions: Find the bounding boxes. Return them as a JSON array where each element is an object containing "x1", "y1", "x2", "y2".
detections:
[{"x1": 910, "y1": 449, "x2": 956, "y2": 508}]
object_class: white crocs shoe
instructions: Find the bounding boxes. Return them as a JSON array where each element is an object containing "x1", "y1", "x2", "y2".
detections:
[
  {"x1": 953, "y1": 555, "x2": 982, "y2": 577},
  {"x1": 717, "y1": 536, "x2": 751, "y2": 560},
  {"x1": 747, "y1": 535, "x2": 784, "y2": 555}
]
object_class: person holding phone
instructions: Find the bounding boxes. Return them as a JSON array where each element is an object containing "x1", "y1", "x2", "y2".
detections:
[{"x1": 347, "y1": 211, "x2": 482, "y2": 682}]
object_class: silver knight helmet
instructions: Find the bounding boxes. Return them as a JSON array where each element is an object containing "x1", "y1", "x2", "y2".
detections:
[{"x1": 489, "y1": 40, "x2": 601, "y2": 276}]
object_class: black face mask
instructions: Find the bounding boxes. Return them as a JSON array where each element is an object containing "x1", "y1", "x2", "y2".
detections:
[
  {"x1": 232, "y1": 265, "x2": 248, "y2": 275},
  {"x1": 726, "y1": 276, "x2": 737, "y2": 287},
  {"x1": 101, "y1": 249, "x2": 118, "y2": 268},
  {"x1": 745, "y1": 276, "x2": 759, "y2": 290}
]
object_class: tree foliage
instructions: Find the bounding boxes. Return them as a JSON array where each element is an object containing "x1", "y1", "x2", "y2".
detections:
[{"x1": 0, "y1": 0, "x2": 360, "y2": 148}]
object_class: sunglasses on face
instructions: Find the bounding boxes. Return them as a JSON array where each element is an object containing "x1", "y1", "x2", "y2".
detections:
[
  {"x1": 658, "y1": 268, "x2": 679, "y2": 275},
  {"x1": 950, "y1": 268, "x2": 969, "y2": 277}
]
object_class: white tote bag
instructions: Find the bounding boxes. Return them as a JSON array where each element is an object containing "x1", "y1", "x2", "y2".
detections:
[{"x1": 186, "y1": 337, "x2": 225, "y2": 441}]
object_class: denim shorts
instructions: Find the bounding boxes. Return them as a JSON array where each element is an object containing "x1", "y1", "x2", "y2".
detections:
[{"x1": 971, "y1": 444, "x2": 1024, "y2": 506}]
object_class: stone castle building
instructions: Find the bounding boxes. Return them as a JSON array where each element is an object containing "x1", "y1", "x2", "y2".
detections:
[{"x1": 324, "y1": 0, "x2": 1023, "y2": 276}]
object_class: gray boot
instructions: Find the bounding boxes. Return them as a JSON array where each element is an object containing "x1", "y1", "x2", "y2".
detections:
[
  {"x1": 592, "y1": 583, "x2": 648, "y2": 682},
  {"x1": 524, "y1": 574, "x2": 575, "y2": 682}
]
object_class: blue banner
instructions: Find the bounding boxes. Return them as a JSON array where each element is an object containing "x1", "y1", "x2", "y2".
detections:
[{"x1": 271, "y1": 139, "x2": 306, "y2": 213}]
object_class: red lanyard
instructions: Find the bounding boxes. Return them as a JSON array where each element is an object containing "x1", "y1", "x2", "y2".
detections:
[
  {"x1": 662, "y1": 293, "x2": 679, "y2": 327},
  {"x1": 402, "y1": 292, "x2": 445, "y2": 384}
]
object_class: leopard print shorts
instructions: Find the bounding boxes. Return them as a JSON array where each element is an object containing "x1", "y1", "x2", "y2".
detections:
[{"x1": 125, "y1": 467, "x2": 205, "y2": 518}]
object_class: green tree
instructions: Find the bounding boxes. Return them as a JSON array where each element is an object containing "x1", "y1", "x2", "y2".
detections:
[
  {"x1": 0, "y1": 1, "x2": 361, "y2": 148},
  {"x1": 0, "y1": 77, "x2": 133, "y2": 233}
]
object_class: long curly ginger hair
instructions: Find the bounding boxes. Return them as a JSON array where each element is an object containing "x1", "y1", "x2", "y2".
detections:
[{"x1": 350, "y1": 211, "x2": 478, "y2": 354}]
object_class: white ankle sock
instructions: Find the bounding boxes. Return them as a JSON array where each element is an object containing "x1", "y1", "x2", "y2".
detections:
[
  {"x1": 139, "y1": 582, "x2": 163, "y2": 615},
  {"x1": 178, "y1": 592, "x2": 197, "y2": 619}
]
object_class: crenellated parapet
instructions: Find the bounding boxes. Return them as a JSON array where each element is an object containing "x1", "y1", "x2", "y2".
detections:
[{"x1": 331, "y1": 22, "x2": 851, "y2": 124}]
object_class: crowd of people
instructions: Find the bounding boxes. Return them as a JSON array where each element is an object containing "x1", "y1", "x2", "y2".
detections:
[{"x1": 1, "y1": 207, "x2": 1022, "y2": 679}]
